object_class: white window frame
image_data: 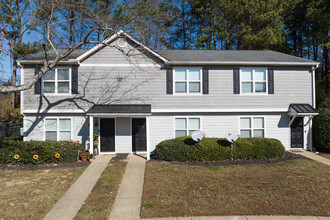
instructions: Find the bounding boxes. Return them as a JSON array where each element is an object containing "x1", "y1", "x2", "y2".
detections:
[
  {"x1": 42, "y1": 67, "x2": 72, "y2": 95},
  {"x1": 44, "y1": 117, "x2": 73, "y2": 141},
  {"x1": 239, "y1": 116, "x2": 266, "y2": 138},
  {"x1": 174, "y1": 116, "x2": 202, "y2": 138},
  {"x1": 173, "y1": 68, "x2": 202, "y2": 95},
  {"x1": 240, "y1": 68, "x2": 267, "y2": 94}
]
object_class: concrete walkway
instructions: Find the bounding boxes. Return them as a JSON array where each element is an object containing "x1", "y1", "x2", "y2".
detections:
[
  {"x1": 43, "y1": 155, "x2": 113, "y2": 220},
  {"x1": 143, "y1": 216, "x2": 330, "y2": 220},
  {"x1": 109, "y1": 154, "x2": 146, "y2": 220},
  {"x1": 290, "y1": 150, "x2": 330, "y2": 166}
]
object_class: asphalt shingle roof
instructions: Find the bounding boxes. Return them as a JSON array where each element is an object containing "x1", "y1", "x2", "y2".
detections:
[
  {"x1": 154, "y1": 50, "x2": 316, "y2": 63},
  {"x1": 23, "y1": 49, "x2": 89, "y2": 61},
  {"x1": 23, "y1": 48, "x2": 317, "y2": 64}
]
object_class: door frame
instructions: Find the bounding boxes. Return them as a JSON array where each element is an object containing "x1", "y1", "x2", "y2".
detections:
[
  {"x1": 130, "y1": 117, "x2": 147, "y2": 154},
  {"x1": 290, "y1": 116, "x2": 304, "y2": 149},
  {"x1": 98, "y1": 117, "x2": 116, "y2": 154}
]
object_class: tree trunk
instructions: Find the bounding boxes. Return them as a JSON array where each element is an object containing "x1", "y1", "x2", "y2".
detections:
[{"x1": 69, "y1": 8, "x2": 74, "y2": 47}]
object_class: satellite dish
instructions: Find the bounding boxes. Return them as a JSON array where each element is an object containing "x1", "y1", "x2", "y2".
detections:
[
  {"x1": 226, "y1": 132, "x2": 240, "y2": 143},
  {"x1": 191, "y1": 130, "x2": 206, "y2": 142},
  {"x1": 117, "y1": 38, "x2": 127, "y2": 48}
]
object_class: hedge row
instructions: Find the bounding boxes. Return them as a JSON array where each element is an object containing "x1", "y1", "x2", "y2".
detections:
[
  {"x1": 152, "y1": 136, "x2": 285, "y2": 162},
  {"x1": 313, "y1": 108, "x2": 330, "y2": 153},
  {"x1": 0, "y1": 140, "x2": 84, "y2": 164},
  {"x1": 0, "y1": 136, "x2": 23, "y2": 141}
]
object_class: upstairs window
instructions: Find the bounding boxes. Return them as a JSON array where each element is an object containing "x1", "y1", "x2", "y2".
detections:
[
  {"x1": 43, "y1": 68, "x2": 71, "y2": 94},
  {"x1": 45, "y1": 118, "x2": 72, "y2": 141},
  {"x1": 174, "y1": 68, "x2": 201, "y2": 94},
  {"x1": 241, "y1": 68, "x2": 267, "y2": 94},
  {"x1": 175, "y1": 117, "x2": 201, "y2": 137},
  {"x1": 240, "y1": 117, "x2": 265, "y2": 137}
]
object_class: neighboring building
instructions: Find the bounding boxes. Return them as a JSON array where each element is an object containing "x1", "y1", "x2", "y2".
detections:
[{"x1": 19, "y1": 30, "x2": 319, "y2": 159}]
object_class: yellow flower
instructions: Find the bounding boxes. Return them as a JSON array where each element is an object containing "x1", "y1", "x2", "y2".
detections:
[
  {"x1": 14, "y1": 154, "x2": 19, "y2": 160},
  {"x1": 33, "y1": 155, "x2": 38, "y2": 160},
  {"x1": 55, "y1": 153, "x2": 60, "y2": 158}
]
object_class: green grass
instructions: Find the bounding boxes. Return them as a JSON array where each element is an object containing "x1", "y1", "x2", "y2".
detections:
[
  {"x1": 0, "y1": 167, "x2": 86, "y2": 219},
  {"x1": 74, "y1": 160, "x2": 127, "y2": 220},
  {"x1": 141, "y1": 159, "x2": 330, "y2": 218}
]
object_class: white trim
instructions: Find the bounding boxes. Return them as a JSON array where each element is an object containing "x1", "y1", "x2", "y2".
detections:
[
  {"x1": 42, "y1": 67, "x2": 72, "y2": 95},
  {"x1": 76, "y1": 30, "x2": 168, "y2": 62},
  {"x1": 240, "y1": 68, "x2": 267, "y2": 95},
  {"x1": 173, "y1": 116, "x2": 202, "y2": 138},
  {"x1": 152, "y1": 108, "x2": 288, "y2": 113},
  {"x1": 89, "y1": 116, "x2": 93, "y2": 152},
  {"x1": 173, "y1": 68, "x2": 203, "y2": 95},
  {"x1": 165, "y1": 61, "x2": 320, "y2": 66},
  {"x1": 23, "y1": 109, "x2": 86, "y2": 114},
  {"x1": 19, "y1": 64, "x2": 24, "y2": 114},
  {"x1": 79, "y1": 63, "x2": 161, "y2": 68},
  {"x1": 146, "y1": 116, "x2": 150, "y2": 160},
  {"x1": 239, "y1": 116, "x2": 266, "y2": 138},
  {"x1": 312, "y1": 68, "x2": 316, "y2": 108},
  {"x1": 44, "y1": 117, "x2": 73, "y2": 141}
]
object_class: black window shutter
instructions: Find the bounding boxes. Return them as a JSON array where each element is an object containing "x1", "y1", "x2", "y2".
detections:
[
  {"x1": 34, "y1": 66, "x2": 41, "y2": 94},
  {"x1": 233, "y1": 67, "x2": 240, "y2": 94},
  {"x1": 268, "y1": 68, "x2": 274, "y2": 94},
  {"x1": 202, "y1": 68, "x2": 209, "y2": 94},
  {"x1": 71, "y1": 66, "x2": 78, "y2": 94},
  {"x1": 166, "y1": 68, "x2": 173, "y2": 94}
]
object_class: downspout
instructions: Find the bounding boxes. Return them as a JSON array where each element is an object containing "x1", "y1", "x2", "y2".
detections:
[{"x1": 310, "y1": 64, "x2": 319, "y2": 151}]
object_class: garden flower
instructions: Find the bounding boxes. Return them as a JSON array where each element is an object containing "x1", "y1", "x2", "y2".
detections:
[
  {"x1": 14, "y1": 154, "x2": 19, "y2": 160},
  {"x1": 55, "y1": 153, "x2": 60, "y2": 158},
  {"x1": 33, "y1": 155, "x2": 38, "y2": 160}
]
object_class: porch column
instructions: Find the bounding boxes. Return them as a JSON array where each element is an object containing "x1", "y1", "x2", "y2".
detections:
[
  {"x1": 89, "y1": 116, "x2": 93, "y2": 153},
  {"x1": 146, "y1": 116, "x2": 150, "y2": 160}
]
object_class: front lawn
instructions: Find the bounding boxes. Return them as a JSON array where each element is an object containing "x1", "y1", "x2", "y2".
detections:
[
  {"x1": 0, "y1": 166, "x2": 86, "y2": 219},
  {"x1": 141, "y1": 159, "x2": 330, "y2": 218}
]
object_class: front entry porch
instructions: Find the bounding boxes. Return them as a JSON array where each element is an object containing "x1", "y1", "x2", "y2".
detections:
[{"x1": 86, "y1": 104, "x2": 151, "y2": 160}]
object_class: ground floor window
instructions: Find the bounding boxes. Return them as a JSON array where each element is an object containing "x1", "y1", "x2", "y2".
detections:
[
  {"x1": 175, "y1": 117, "x2": 200, "y2": 137},
  {"x1": 45, "y1": 118, "x2": 72, "y2": 141},
  {"x1": 240, "y1": 117, "x2": 264, "y2": 137}
]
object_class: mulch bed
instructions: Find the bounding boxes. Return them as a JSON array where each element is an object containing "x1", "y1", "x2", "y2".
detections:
[
  {"x1": 0, "y1": 160, "x2": 90, "y2": 171},
  {"x1": 149, "y1": 151, "x2": 309, "y2": 167}
]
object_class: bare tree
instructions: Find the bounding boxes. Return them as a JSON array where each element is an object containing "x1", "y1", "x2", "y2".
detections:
[{"x1": 0, "y1": 0, "x2": 163, "y2": 93}]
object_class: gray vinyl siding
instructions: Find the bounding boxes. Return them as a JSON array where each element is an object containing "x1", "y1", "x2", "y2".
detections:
[
  {"x1": 22, "y1": 38, "x2": 313, "y2": 113},
  {"x1": 23, "y1": 113, "x2": 311, "y2": 151},
  {"x1": 149, "y1": 113, "x2": 293, "y2": 151},
  {"x1": 23, "y1": 114, "x2": 89, "y2": 144},
  {"x1": 115, "y1": 117, "x2": 131, "y2": 153},
  {"x1": 82, "y1": 41, "x2": 157, "y2": 65}
]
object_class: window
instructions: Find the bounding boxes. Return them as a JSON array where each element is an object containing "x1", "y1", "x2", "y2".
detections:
[
  {"x1": 240, "y1": 117, "x2": 265, "y2": 137},
  {"x1": 241, "y1": 68, "x2": 267, "y2": 93},
  {"x1": 45, "y1": 118, "x2": 72, "y2": 141},
  {"x1": 174, "y1": 68, "x2": 201, "y2": 94},
  {"x1": 43, "y1": 68, "x2": 71, "y2": 94},
  {"x1": 175, "y1": 117, "x2": 200, "y2": 137}
]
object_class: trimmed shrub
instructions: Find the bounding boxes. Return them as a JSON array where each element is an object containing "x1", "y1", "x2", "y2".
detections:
[
  {"x1": 0, "y1": 136, "x2": 23, "y2": 141},
  {"x1": 0, "y1": 140, "x2": 84, "y2": 164},
  {"x1": 313, "y1": 108, "x2": 330, "y2": 153},
  {"x1": 153, "y1": 136, "x2": 285, "y2": 162}
]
